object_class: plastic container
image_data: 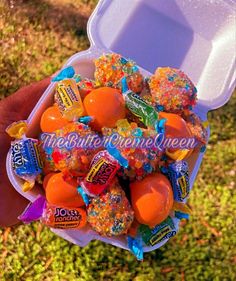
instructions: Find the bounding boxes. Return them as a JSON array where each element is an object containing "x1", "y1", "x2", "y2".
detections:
[{"x1": 6, "y1": 0, "x2": 236, "y2": 252}]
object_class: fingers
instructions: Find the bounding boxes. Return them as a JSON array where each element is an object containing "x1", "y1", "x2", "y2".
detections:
[
  {"x1": 0, "y1": 167, "x2": 29, "y2": 227},
  {"x1": 1, "y1": 77, "x2": 51, "y2": 120}
]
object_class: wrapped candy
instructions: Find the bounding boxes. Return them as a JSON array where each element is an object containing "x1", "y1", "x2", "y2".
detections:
[
  {"x1": 167, "y1": 161, "x2": 190, "y2": 202},
  {"x1": 55, "y1": 78, "x2": 85, "y2": 121},
  {"x1": 121, "y1": 77, "x2": 158, "y2": 129},
  {"x1": 94, "y1": 53, "x2": 143, "y2": 92},
  {"x1": 52, "y1": 66, "x2": 96, "y2": 100},
  {"x1": 87, "y1": 179, "x2": 134, "y2": 236},
  {"x1": 39, "y1": 122, "x2": 100, "y2": 176},
  {"x1": 127, "y1": 235, "x2": 143, "y2": 261},
  {"x1": 52, "y1": 66, "x2": 75, "y2": 82},
  {"x1": 6, "y1": 120, "x2": 43, "y2": 191},
  {"x1": 19, "y1": 196, "x2": 87, "y2": 229},
  {"x1": 123, "y1": 90, "x2": 158, "y2": 128},
  {"x1": 80, "y1": 147, "x2": 128, "y2": 196},
  {"x1": 149, "y1": 67, "x2": 197, "y2": 114},
  {"x1": 139, "y1": 216, "x2": 177, "y2": 246},
  {"x1": 162, "y1": 161, "x2": 192, "y2": 215}
]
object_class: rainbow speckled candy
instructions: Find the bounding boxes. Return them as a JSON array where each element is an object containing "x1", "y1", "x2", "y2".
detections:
[
  {"x1": 39, "y1": 122, "x2": 100, "y2": 176},
  {"x1": 87, "y1": 178, "x2": 134, "y2": 236},
  {"x1": 102, "y1": 120, "x2": 163, "y2": 181},
  {"x1": 149, "y1": 67, "x2": 197, "y2": 113},
  {"x1": 182, "y1": 111, "x2": 208, "y2": 146},
  {"x1": 94, "y1": 53, "x2": 143, "y2": 92}
]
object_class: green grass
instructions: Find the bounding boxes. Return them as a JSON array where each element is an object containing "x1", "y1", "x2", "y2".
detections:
[{"x1": 0, "y1": 1, "x2": 235, "y2": 280}]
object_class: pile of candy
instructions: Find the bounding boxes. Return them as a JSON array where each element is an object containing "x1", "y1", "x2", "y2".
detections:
[{"x1": 7, "y1": 53, "x2": 208, "y2": 260}]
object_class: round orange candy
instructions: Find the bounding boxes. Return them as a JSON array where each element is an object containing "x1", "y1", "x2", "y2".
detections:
[
  {"x1": 40, "y1": 105, "x2": 69, "y2": 133},
  {"x1": 45, "y1": 172, "x2": 84, "y2": 208},
  {"x1": 130, "y1": 173, "x2": 173, "y2": 227},
  {"x1": 159, "y1": 112, "x2": 193, "y2": 159},
  {"x1": 83, "y1": 87, "x2": 126, "y2": 131},
  {"x1": 43, "y1": 173, "x2": 57, "y2": 190}
]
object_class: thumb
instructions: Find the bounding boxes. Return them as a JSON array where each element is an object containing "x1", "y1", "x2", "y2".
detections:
[{"x1": 3, "y1": 77, "x2": 51, "y2": 120}]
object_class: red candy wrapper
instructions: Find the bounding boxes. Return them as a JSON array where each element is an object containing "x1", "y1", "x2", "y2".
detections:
[{"x1": 81, "y1": 150, "x2": 121, "y2": 196}]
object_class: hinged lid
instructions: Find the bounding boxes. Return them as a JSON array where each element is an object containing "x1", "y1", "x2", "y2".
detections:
[{"x1": 88, "y1": 0, "x2": 236, "y2": 110}]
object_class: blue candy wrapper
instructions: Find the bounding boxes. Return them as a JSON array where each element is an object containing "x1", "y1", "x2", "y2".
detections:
[
  {"x1": 127, "y1": 235, "x2": 143, "y2": 261},
  {"x1": 52, "y1": 66, "x2": 75, "y2": 82},
  {"x1": 155, "y1": 118, "x2": 166, "y2": 134},
  {"x1": 11, "y1": 138, "x2": 43, "y2": 182},
  {"x1": 106, "y1": 145, "x2": 129, "y2": 169},
  {"x1": 78, "y1": 116, "x2": 94, "y2": 125},
  {"x1": 175, "y1": 211, "x2": 190, "y2": 220},
  {"x1": 167, "y1": 161, "x2": 190, "y2": 202},
  {"x1": 77, "y1": 186, "x2": 90, "y2": 206}
]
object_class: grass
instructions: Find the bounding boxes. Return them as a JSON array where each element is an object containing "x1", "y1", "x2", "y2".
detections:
[{"x1": 0, "y1": 0, "x2": 235, "y2": 280}]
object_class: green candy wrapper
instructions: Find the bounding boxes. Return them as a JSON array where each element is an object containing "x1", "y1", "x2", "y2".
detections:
[{"x1": 139, "y1": 217, "x2": 177, "y2": 246}]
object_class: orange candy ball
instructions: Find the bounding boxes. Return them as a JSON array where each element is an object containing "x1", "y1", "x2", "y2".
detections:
[
  {"x1": 130, "y1": 173, "x2": 174, "y2": 227},
  {"x1": 83, "y1": 87, "x2": 126, "y2": 131},
  {"x1": 45, "y1": 172, "x2": 84, "y2": 208},
  {"x1": 40, "y1": 105, "x2": 69, "y2": 133},
  {"x1": 159, "y1": 112, "x2": 193, "y2": 159},
  {"x1": 43, "y1": 173, "x2": 57, "y2": 190},
  {"x1": 159, "y1": 112, "x2": 192, "y2": 139}
]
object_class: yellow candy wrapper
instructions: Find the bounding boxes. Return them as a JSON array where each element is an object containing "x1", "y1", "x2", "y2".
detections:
[
  {"x1": 55, "y1": 78, "x2": 85, "y2": 121},
  {"x1": 6, "y1": 120, "x2": 28, "y2": 139}
]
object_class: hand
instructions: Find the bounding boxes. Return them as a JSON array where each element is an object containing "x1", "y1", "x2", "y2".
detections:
[{"x1": 0, "y1": 78, "x2": 50, "y2": 227}]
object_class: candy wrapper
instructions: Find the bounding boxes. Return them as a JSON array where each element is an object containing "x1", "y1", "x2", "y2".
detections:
[
  {"x1": 6, "y1": 121, "x2": 43, "y2": 191},
  {"x1": 121, "y1": 77, "x2": 158, "y2": 128},
  {"x1": 139, "y1": 216, "x2": 177, "y2": 246},
  {"x1": 167, "y1": 161, "x2": 190, "y2": 203},
  {"x1": 160, "y1": 161, "x2": 192, "y2": 215},
  {"x1": 19, "y1": 195, "x2": 87, "y2": 229},
  {"x1": 80, "y1": 147, "x2": 128, "y2": 196},
  {"x1": 55, "y1": 78, "x2": 85, "y2": 121},
  {"x1": 127, "y1": 235, "x2": 143, "y2": 261},
  {"x1": 52, "y1": 66, "x2": 96, "y2": 100},
  {"x1": 123, "y1": 90, "x2": 158, "y2": 128},
  {"x1": 52, "y1": 66, "x2": 75, "y2": 82}
]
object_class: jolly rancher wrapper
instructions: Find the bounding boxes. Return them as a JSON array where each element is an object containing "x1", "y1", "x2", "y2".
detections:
[
  {"x1": 167, "y1": 161, "x2": 190, "y2": 202},
  {"x1": 139, "y1": 216, "x2": 177, "y2": 246},
  {"x1": 6, "y1": 120, "x2": 43, "y2": 192},
  {"x1": 55, "y1": 78, "x2": 85, "y2": 121},
  {"x1": 19, "y1": 196, "x2": 87, "y2": 229}
]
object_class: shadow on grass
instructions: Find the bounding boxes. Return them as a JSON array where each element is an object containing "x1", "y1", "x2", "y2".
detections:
[
  {"x1": 9, "y1": 0, "x2": 90, "y2": 36},
  {"x1": 1, "y1": 0, "x2": 96, "y2": 98}
]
